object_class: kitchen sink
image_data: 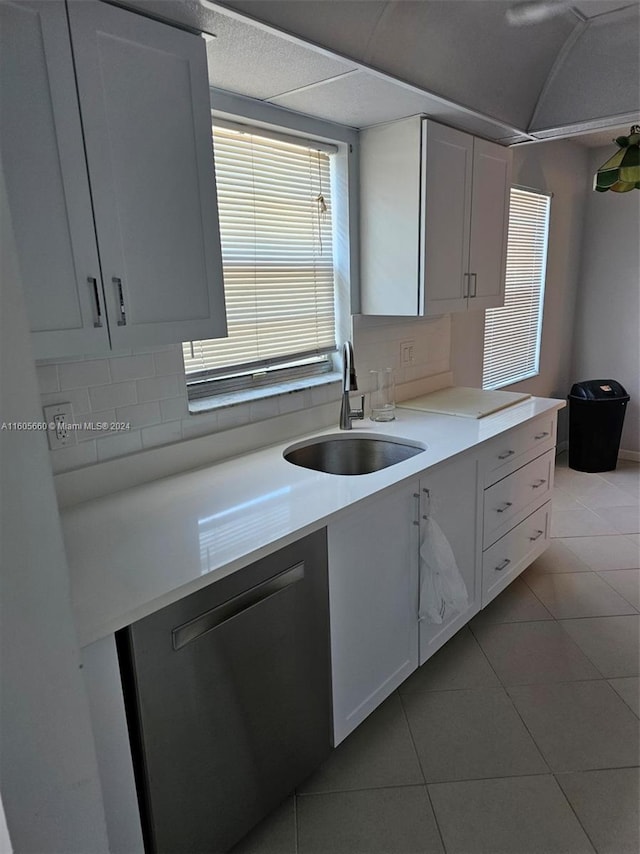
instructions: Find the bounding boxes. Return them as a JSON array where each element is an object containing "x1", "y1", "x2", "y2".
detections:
[{"x1": 283, "y1": 433, "x2": 426, "y2": 475}]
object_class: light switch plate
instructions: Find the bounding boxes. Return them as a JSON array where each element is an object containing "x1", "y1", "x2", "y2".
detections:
[{"x1": 400, "y1": 339, "x2": 415, "y2": 365}]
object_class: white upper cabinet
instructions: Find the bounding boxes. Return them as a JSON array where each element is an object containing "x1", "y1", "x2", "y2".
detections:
[
  {"x1": 1, "y1": 0, "x2": 227, "y2": 358},
  {"x1": 360, "y1": 117, "x2": 511, "y2": 317},
  {"x1": 0, "y1": 0, "x2": 109, "y2": 357}
]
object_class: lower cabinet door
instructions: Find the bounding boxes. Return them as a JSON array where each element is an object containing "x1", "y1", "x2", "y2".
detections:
[
  {"x1": 328, "y1": 480, "x2": 420, "y2": 745},
  {"x1": 419, "y1": 453, "x2": 481, "y2": 664}
]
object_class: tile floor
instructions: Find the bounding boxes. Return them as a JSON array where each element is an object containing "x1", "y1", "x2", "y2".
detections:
[{"x1": 233, "y1": 456, "x2": 640, "y2": 854}]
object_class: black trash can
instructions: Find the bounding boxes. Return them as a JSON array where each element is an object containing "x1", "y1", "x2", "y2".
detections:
[{"x1": 568, "y1": 380, "x2": 630, "y2": 472}]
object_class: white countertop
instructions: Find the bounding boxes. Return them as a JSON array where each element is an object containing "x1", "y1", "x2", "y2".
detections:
[{"x1": 62, "y1": 396, "x2": 564, "y2": 646}]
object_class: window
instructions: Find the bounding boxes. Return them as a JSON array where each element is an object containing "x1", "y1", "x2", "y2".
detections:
[
  {"x1": 183, "y1": 122, "x2": 338, "y2": 399},
  {"x1": 483, "y1": 187, "x2": 551, "y2": 390}
]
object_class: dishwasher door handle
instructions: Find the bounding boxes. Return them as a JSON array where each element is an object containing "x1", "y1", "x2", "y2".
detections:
[{"x1": 172, "y1": 562, "x2": 305, "y2": 650}]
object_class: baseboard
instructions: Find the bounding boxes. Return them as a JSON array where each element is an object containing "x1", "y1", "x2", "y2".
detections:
[{"x1": 619, "y1": 448, "x2": 640, "y2": 462}]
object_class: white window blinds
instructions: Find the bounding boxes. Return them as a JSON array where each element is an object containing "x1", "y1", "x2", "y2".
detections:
[
  {"x1": 483, "y1": 187, "x2": 551, "y2": 390},
  {"x1": 183, "y1": 124, "x2": 337, "y2": 379}
]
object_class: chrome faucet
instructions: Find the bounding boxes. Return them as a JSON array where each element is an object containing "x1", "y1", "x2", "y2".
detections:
[{"x1": 339, "y1": 341, "x2": 365, "y2": 430}]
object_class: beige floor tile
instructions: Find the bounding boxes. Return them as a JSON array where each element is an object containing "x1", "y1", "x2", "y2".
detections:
[
  {"x1": 298, "y1": 693, "x2": 423, "y2": 794},
  {"x1": 508, "y1": 680, "x2": 640, "y2": 772},
  {"x1": 401, "y1": 687, "x2": 548, "y2": 782},
  {"x1": 574, "y1": 481, "x2": 639, "y2": 509},
  {"x1": 473, "y1": 620, "x2": 601, "y2": 685},
  {"x1": 560, "y1": 615, "x2": 640, "y2": 678},
  {"x1": 551, "y1": 487, "x2": 586, "y2": 512},
  {"x1": 470, "y1": 578, "x2": 552, "y2": 626},
  {"x1": 591, "y1": 505, "x2": 640, "y2": 535},
  {"x1": 598, "y1": 568, "x2": 640, "y2": 608},
  {"x1": 559, "y1": 535, "x2": 640, "y2": 570},
  {"x1": 429, "y1": 776, "x2": 595, "y2": 854},
  {"x1": 399, "y1": 627, "x2": 500, "y2": 694},
  {"x1": 526, "y1": 572, "x2": 637, "y2": 619},
  {"x1": 551, "y1": 508, "x2": 618, "y2": 538},
  {"x1": 608, "y1": 677, "x2": 640, "y2": 716},
  {"x1": 297, "y1": 787, "x2": 444, "y2": 854},
  {"x1": 556, "y1": 768, "x2": 640, "y2": 854},
  {"x1": 523, "y1": 540, "x2": 592, "y2": 576}
]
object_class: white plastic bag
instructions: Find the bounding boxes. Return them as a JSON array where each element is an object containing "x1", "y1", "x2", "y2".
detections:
[{"x1": 419, "y1": 516, "x2": 469, "y2": 624}]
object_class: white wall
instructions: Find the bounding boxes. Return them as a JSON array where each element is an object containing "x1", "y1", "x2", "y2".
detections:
[
  {"x1": 451, "y1": 138, "x2": 590, "y2": 443},
  {"x1": 0, "y1": 167, "x2": 109, "y2": 852},
  {"x1": 571, "y1": 146, "x2": 640, "y2": 455}
]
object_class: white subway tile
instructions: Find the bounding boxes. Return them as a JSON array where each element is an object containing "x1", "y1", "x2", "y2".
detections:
[
  {"x1": 216, "y1": 404, "x2": 251, "y2": 431},
  {"x1": 141, "y1": 421, "x2": 183, "y2": 449},
  {"x1": 160, "y1": 396, "x2": 189, "y2": 422},
  {"x1": 137, "y1": 374, "x2": 181, "y2": 403},
  {"x1": 50, "y1": 440, "x2": 97, "y2": 474},
  {"x1": 181, "y1": 413, "x2": 219, "y2": 439},
  {"x1": 154, "y1": 346, "x2": 185, "y2": 376},
  {"x1": 89, "y1": 381, "x2": 137, "y2": 412},
  {"x1": 115, "y1": 401, "x2": 161, "y2": 429},
  {"x1": 59, "y1": 360, "x2": 110, "y2": 390},
  {"x1": 96, "y1": 431, "x2": 143, "y2": 462},
  {"x1": 250, "y1": 397, "x2": 280, "y2": 421},
  {"x1": 278, "y1": 389, "x2": 307, "y2": 414},
  {"x1": 36, "y1": 364, "x2": 59, "y2": 394},
  {"x1": 109, "y1": 354, "x2": 155, "y2": 382},
  {"x1": 74, "y1": 410, "x2": 117, "y2": 443},
  {"x1": 40, "y1": 388, "x2": 91, "y2": 416}
]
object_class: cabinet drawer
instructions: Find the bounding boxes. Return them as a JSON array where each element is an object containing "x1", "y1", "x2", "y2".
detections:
[
  {"x1": 483, "y1": 449, "x2": 554, "y2": 546},
  {"x1": 482, "y1": 502, "x2": 551, "y2": 606},
  {"x1": 484, "y1": 414, "x2": 556, "y2": 485}
]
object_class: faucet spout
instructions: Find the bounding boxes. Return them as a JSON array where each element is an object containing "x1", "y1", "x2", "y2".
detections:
[{"x1": 339, "y1": 341, "x2": 364, "y2": 429}]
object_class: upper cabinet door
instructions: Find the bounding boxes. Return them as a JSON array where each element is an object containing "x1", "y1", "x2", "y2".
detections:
[
  {"x1": 468, "y1": 138, "x2": 511, "y2": 311},
  {"x1": 67, "y1": 0, "x2": 227, "y2": 351},
  {"x1": 421, "y1": 121, "x2": 473, "y2": 316},
  {"x1": 0, "y1": 0, "x2": 110, "y2": 358}
]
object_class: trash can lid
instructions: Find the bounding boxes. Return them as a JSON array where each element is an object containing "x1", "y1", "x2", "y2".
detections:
[{"x1": 569, "y1": 379, "x2": 630, "y2": 401}]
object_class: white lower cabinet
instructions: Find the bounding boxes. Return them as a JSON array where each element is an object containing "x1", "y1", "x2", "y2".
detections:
[
  {"x1": 327, "y1": 480, "x2": 420, "y2": 745},
  {"x1": 418, "y1": 453, "x2": 481, "y2": 665}
]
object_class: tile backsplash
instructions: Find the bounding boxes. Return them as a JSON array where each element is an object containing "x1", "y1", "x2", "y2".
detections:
[{"x1": 38, "y1": 314, "x2": 451, "y2": 474}]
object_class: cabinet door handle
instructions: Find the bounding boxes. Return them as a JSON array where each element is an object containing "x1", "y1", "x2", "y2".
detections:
[
  {"x1": 463, "y1": 272, "x2": 470, "y2": 298},
  {"x1": 113, "y1": 277, "x2": 127, "y2": 326},
  {"x1": 470, "y1": 272, "x2": 477, "y2": 298},
  {"x1": 495, "y1": 558, "x2": 511, "y2": 572},
  {"x1": 496, "y1": 501, "x2": 513, "y2": 513},
  {"x1": 88, "y1": 276, "x2": 102, "y2": 328},
  {"x1": 498, "y1": 449, "x2": 515, "y2": 460},
  {"x1": 529, "y1": 529, "x2": 544, "y2": 542},
  {"x1": 534, "y1": 431, "x2": 550, "y2": 440},
  {"x1": 531, "y1": 478, "x2": 547, "y2": 489}
]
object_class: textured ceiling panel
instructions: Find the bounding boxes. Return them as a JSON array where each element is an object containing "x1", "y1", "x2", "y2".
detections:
[
  {"x1": 215, "y1": 0, "x2": 391, "y2": 61},
  {"x1": 363, "y1": 1, "x2": 577, "y2": 129},
  {"x1": 572, "y1": 0, "x2": 636, "y2": 17},
  {"x1": 204, "y1": 15, "x2": 357, "y2": 99},
  {"x1": 268, "y1": 68, "x2": 520, "y2": 137},
  {"x1": 530, "y1": 6, "x2": 640, "y2": 131}
]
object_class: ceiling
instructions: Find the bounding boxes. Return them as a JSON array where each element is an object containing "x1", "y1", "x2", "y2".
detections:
[{"x1": 118, "y1": 0, "x2": 640, "y2": 144}]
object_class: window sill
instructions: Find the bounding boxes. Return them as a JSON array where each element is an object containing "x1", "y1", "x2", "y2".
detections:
[{"x1": 187, "y1": 372, "x2": 342, "y2": 415}]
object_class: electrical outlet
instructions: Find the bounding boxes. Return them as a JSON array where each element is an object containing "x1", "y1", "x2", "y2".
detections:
[
  {"x1": 43, "y1": 402, "x2": 76, "y2": 450},
  {"x1": 400, "y1": 339, "x2": 415, "y2": 366}
]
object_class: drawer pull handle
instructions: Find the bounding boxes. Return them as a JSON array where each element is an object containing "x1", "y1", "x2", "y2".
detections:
[
  {"x1": 531, "y1": 478, "x2": 547, "y2": 489},
  {"x1": 498, "y1": 449, "x2": 515, "y2": 460},
  {"x1": 529, "y1": 529, "x2": 544, "y2": 542},
  {"x1": 113, "y1": 276, "x2": 127, "y2": 326},
  {"x1": 496, "y1": 501, "x2": 513, "y2": 513},
  {"x1": 495, "y1": 558, "x2": 511, "y2": 572},
  {"x1": 534, "y1": 431, "x2": 550, "y2": 440},
  {"x1": 88, "y1": 276, "x2": 103, "y2": 328}
]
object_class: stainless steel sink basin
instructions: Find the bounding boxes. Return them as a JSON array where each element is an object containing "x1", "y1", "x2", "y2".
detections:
[{"x1": 283, "y1": 433, "x2": 426, "y2": 475}]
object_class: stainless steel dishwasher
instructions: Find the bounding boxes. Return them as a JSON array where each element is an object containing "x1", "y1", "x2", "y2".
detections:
[{"x1": 117, "y1": 529, "x2": 331, "y2": 853}]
